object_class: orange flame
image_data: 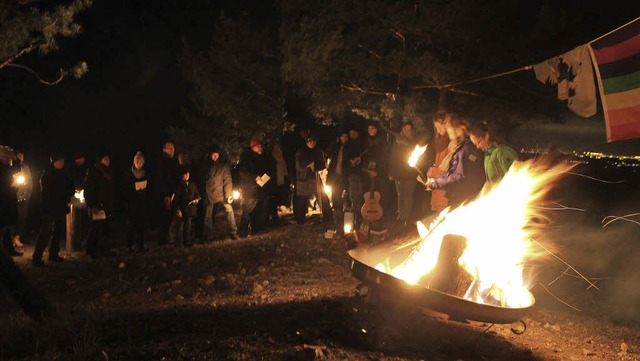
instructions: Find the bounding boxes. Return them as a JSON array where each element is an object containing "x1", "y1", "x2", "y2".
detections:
[
  {"x1": 376, "y1": 159, "x2": 573, "y2": 308},
  {"x1": 408, "y1": 145, "x2": 427, "y2": 168}
]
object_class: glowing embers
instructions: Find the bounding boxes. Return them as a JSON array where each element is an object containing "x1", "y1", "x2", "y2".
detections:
[{"x1": 374, "y1": 159, "x2": 572, "y2": 309}]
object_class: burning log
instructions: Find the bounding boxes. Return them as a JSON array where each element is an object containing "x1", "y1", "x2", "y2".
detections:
[{"x1": 427, "y1": 234, "x2": 475, "y2": 297}]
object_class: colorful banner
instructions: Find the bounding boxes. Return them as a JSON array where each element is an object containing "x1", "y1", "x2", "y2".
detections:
[{"x1": 588, "y1": 17, "x2": 640, "y2": 142}]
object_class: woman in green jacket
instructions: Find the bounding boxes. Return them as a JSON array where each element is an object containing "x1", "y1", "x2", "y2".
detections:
[{"x1": 469, "y1": 121, "x2": 519, "y2": 187}]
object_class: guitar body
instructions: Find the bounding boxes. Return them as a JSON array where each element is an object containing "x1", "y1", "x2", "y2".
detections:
[{"x1": 361, "y1": 177, "x2": 383, "y2": 222}]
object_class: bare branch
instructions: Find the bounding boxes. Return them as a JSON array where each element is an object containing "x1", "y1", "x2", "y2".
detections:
[
  {"x1": 5, "y1": 63, "x2": 65, "y2": 85},
  {"x1": 0, "y1": 44, "x2": 37, "y2": 69}
]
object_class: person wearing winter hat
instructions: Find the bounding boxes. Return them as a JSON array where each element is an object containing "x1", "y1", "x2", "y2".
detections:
[
  {"x1": 249, "y1": 137, "x2": 263, "y2": 150},
  {"x1": 121, "y1": 151, "x2": 149, "y2": 252},
  {"x1": 236, "y1": 137, "x2": 269, "y2": 238}
]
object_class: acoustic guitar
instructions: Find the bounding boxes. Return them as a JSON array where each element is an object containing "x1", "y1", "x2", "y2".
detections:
[{"x1": 361, "y1": 176, "x2": 383, "y2": 222}]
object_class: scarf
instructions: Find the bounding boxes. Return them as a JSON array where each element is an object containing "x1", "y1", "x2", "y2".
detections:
[
  {"x1": 131, "y1": 165, "x2": 145, "y2": 180},
  {"x1": 438, "y1": 137, "x2": 465, "y2": 173}
]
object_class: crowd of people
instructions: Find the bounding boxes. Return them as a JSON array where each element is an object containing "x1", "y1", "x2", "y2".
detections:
[{"x1": 0, "y1": 111, "x2": 519, "y2": 267}]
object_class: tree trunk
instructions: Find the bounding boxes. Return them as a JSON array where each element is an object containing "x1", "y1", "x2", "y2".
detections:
[{"x1": 428, "y1": 234, "x2": 474, "y2": 297}]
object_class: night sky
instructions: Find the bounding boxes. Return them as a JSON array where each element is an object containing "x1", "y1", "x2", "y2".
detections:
[{"x1": 1, "y1": 1, "x2": 638, "y2": 169}]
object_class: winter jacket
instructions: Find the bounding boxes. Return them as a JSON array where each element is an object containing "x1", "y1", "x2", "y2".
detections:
[
  {"x1": 39, "y1": 164, "x2": 75, "y2": 218},
  {"x1": 155, "y1": 153, "x2": 180, "y2": 198},
  {"x1": 295, "y1": 145, "x2": 325, "y2": 197},
  {"x1": 173, "y1": 180, "x2": 200, "y2": 218},
  {"x1": 204, "y1": 160, "x2": 233, "y2": 205},
  {"x1": 484, "y1": 144, "x2": 518, "y2": 186},
  {"x1": 389, "y1": 134, "x2": 419, "y2": 181},
  {"x1": 237, "y1": 148, "x2": 269, "y2": 199},
  {"x1": 84, "y1": 163, "x2": 116, "y2": 213},
  {"x1": 121, "y1": 166, "x2": 148, "y2": 208},
  {"x1": 427, "y1": 139, "x2": 486, "y2": 208}
]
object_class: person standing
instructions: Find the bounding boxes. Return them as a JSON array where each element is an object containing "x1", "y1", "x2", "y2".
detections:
[
  {"x1": 385, "y1": 120, "x2": 420, "y2": 228},
  {"x1": 155, "y1": 140, "x2": 181, "y2": 245},
  {"x1": 172, "y1": 167, "x2": 200, "y2": 247},
  {"x1": 265, "y1": 141, "x2": 290, "y2": 226},
  {"x1": 361, "y1": 121, "x2": 390, "y2": 221},
  {"x1": 294, "y1": 135, "x2": 326, "y2": 224},
  {"x1": 121, "y1": 151, "x2": 149, "y2": 253},
  {"x1": 326, "y1": 130, "x2": 350, "y2": 232},
  {"x1": 84, "y1": 152, "x2": 116, "y2": 258},
  {"x1": 237, "y1": 137, "x2": 269, "y2": 238},
  {"x1": 425, "y1": 113, "x2": 452, "y2": 213},
  {"x1": 32, "y1": 153, "x2": 74, "y2": 266},
  {"x1": 13, "y1": 149, "x2": 33, "y2": 246},
  {"x1": 469, "y1": 120, "x2": 519, "y2": 188},
  {"x1": 344, "y1": 125, "x2": 366, "y2": 225},
  {"x1": 202, "y1": 146, "x2": 238, "y2": 241},
  {"x1": 68, "y1": 151, "x2": 89, "y2": 191},
  {"x1": 0, "y1": 146, "x2": 23, "y2": 257},
  {"x1": 426, "y1": 113, "x2": 486, "y2": 209}
]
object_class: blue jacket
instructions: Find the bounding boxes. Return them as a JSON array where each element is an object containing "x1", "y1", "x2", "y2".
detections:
[{"x1": 427, "y1": 139, "x2": 486, "y2": 208}]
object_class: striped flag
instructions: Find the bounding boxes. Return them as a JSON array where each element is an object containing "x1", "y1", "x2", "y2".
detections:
[{"x1": 588, "y1": 17, "x2": 640, "y2": 142}]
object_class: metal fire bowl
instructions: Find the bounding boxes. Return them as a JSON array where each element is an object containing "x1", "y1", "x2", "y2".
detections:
[{"x1": 348, "y1": 245, "x2": 534, "y2": 324}]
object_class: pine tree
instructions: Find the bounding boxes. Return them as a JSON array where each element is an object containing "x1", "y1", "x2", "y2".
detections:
[{"x1": 0, "y1": 0, "x2": 91, "y2": 84}]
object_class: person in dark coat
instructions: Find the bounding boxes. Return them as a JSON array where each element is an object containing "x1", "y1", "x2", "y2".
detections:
[
  {"x1": 11, "y1": 148, "x2": 33, "y2": 247},
  {"x1": 361, "y1": 121, "x2": 390, "y2": 222},
  {"x1": 172, "y1": 166, "x2": 200, "y2": 247},
  {"x1": 0, "y1": 146, "x2": 22, "y2": 257},
  {"x1": 202, "y1": 146, "x2": 238, "y2": 241},
  {"x1": 383, "y1": 120, "x2": 421, "y2": 227},
  {"x1": 344, "y1": 125, "x2": 367, "y2": 224},
  {"x1": 265, "y1": 141, "x2": 290, "y2": 227},
  {"x1": 154, "y1": 140, "x2": 181, "y2": 245},
  {"x1": 68, "y1": 151, "x2": 89, "y2": 190},
  {"x1": 237, "y1": 137, "x2": 269, "y2": 238},
  {"x1": 294, "y1": 135, "x2": 328, "y2": 224},
  {"x1": 121, "y1": 151, "x2": 149, "y2": 252},
  {"x1": 84, "y1": 152, "x2": 116, "y2": 258},
  {"x1": 325, "y1": 130, "x2": 350, "y2": 232},
  {"x1": 32, "y1": 153, "x2": 75, "y2": 266}
]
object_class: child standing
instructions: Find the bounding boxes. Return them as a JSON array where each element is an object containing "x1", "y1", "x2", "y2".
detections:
[{"x1": 172, "y1": 166, "x2": 200, "y2": 247}]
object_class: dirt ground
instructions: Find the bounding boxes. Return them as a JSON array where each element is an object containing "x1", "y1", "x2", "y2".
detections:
[{"x1": 1, "y1": 210, "x2": 640, "y2": 361}]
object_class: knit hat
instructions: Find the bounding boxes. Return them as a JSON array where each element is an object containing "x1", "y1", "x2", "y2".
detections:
[
  {"x1": 249, "y1": 137, "x2": 262, "y2": 148},
  {"x1": 133, "y1": 151, "x2": 145, "y2": 162},
  {"x1": 50, "y1": 153, "x2": 64, "y2": 164}
]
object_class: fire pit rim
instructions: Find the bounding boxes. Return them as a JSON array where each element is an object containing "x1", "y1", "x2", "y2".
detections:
[{"x1": 348, "y1": 246, "x2": 535, "y2": 324}]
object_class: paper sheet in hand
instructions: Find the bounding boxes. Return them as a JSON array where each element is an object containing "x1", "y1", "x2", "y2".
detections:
[
  {"x1": 256, "y1": 173, "x2": 270, "y2": 187},
  {"x1": 135, "y1": 180, "x2": 147, "y2": 190}
]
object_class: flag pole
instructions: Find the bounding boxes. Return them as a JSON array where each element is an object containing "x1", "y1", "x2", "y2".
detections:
[{"x1": 588, "y1": 16, "x2": 640, "y2": 45}]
